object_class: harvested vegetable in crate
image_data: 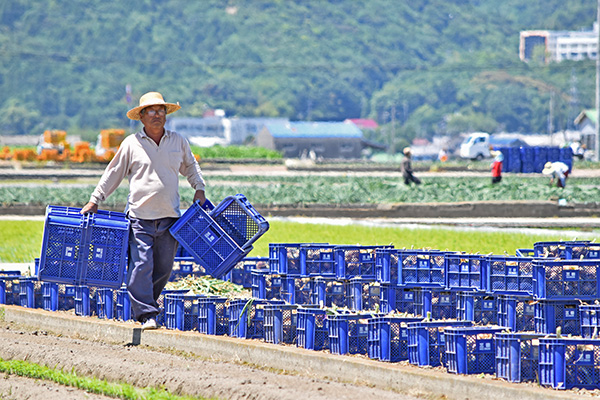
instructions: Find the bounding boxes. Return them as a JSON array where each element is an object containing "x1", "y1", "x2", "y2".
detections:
[{"x1": 165, "y1": 275, "x2": 251, "y2": 298}]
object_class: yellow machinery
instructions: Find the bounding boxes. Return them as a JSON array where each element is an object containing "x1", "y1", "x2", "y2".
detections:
[{"x1": 95, "y1": 129, "x2": 125, "y2": 161}]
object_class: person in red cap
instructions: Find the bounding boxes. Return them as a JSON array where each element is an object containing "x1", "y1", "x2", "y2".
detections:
[{"x1": 81, "y1": 91, "x2": 208, "y2": 330}]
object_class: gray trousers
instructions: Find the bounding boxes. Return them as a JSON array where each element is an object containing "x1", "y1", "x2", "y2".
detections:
[{"x1": 127, "y1": 217, "x2": 179, "y2": 321}]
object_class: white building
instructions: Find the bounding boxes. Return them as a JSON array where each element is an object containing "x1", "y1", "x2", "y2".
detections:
[{"x1": 520, "y1": 22, "x2": 598, "y2": 62}]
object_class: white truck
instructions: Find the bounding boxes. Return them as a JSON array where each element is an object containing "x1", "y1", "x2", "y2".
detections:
[{"x1": 459, "y1": 132, "x2": 490, "y2": 160}]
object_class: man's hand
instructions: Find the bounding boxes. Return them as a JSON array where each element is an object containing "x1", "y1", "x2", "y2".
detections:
[
  {"x1": 80, "y1": 202, "x2": 98, "y2": 214},
  {"x1": 193, "y1": 190, "x2": 206, "y2": 206}
]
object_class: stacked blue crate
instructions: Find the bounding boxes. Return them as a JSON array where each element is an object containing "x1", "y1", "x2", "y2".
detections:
[
  {"x1": 539, "y1": 337, "x2": 600, "y2": 390},
  {"x1": 445, "y1": 253, "x2": 489, "y2": 292},
  {"x1": 38, "y1": 206, "x2": 130, "y2": 289},
  {"x1": 296, "y1": 307, "x2": 329, "y2": 350},
  {"x1": 445, "y1": 326, "x2": 505, "y2": 375},
  {"x1": 407, "y1": 320, "x2": 473, "y2": 368},
  {"x1": 368, "y1": 316, "x2": 421, "y2": 362},
  {"x1": 496, "y1": 295, "x2": 535, "y2": 332},
  {"x1": 533, "y1": 146, "x2": 548, "y2": 173},
  {"x1": 495, "y1": 332, "x2": 544, "y2": 383},
  {"x1": 559, "y1": 147, "x2": 573, "y2": 172},
  {"x1": 456, "y1": 291, "x2": 498, "y2": 325},
  {"x1": 328, "y1": 313, "x2": 372, "y2": 355},
  {"x1": 264, "y1": 304, "x2": 298, "y2": 345},
  {"x1": 519, "y1": 146, "x2": 535, "y2": 173},
  {"x1": 198, "y1": 296, "x2": 229, "y2": 335}
]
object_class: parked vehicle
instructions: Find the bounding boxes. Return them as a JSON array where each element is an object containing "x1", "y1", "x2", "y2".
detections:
[{"x1": 459, "y1": 132, "x2": 490, "y2": 160}]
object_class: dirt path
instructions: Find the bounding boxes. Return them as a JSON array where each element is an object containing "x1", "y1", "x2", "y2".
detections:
[{"x1": 0, "y1": 321, "x2": 426, "y2": 400}]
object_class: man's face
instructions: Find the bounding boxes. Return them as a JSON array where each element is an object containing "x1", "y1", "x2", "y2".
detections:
[{"x1": 140, "y1": 105, "x2": 167, "y2": 131}]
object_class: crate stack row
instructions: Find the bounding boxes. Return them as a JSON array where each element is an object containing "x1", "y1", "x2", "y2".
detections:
[{"x1": 497, "y1": 145, "x2": 573, "y2": 174}]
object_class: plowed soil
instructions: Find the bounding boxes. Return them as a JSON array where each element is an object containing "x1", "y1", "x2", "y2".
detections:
[{"x1": 0, "y1": 320, "x2": 426, "y2": 400}]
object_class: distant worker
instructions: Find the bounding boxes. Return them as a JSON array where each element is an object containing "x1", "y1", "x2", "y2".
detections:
[
  {"x1": 542, "y1": 161, "x2": 570, "y2": 188},
  {"x1": 490, "y1": 150, "x2": 503, "y2": 184},
  {"x1": 401, "y1": 147, "x2": 421, "y2": 185},
  {"x1": 438, "y1": 148, "x2": 448, "y2": 163}
]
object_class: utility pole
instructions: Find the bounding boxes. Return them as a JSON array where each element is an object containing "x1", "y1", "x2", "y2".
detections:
[
  {"x1": 596, "y1": 0, "x2": 600, "y2": 161},
  {"x1": 390, "y1": 104, "x2": 396, "y2": 154}
]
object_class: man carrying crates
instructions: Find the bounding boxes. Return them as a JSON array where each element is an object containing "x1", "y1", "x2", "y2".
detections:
[{"x1": 81, "y1": 92, "x2": 209, "y2": 330}]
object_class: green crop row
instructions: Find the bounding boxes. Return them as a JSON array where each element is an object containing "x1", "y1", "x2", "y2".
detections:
[{"x1": 1, "y1": 175, "x2": 599, "y2": 207}]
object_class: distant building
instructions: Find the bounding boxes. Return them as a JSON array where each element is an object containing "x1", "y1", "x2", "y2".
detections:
[
  {"x1": 520, "y1": 22, "x2": 598, "y2": 62},
  {"x1": 256, "y1": 121, "x2": 365, "y2": 159},
  {"x1": 574, "y1": 109, "x2": 597, "y2": 150},
  {"x1": 166, "y1": 115, "x2": 288, "y2": 146},
  {"x1": 345, "y1": 118, "x2": 379, "y2": 131}
]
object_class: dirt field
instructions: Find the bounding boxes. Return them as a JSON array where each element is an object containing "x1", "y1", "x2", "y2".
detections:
[{"x1": 0, "y1": 319, "x2": 429, "y2": 400}]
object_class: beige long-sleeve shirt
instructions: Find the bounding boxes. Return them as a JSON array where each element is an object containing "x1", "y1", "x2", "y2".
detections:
[{"x1": 89, "y1": 129, "x2": 206, "y2": 219}]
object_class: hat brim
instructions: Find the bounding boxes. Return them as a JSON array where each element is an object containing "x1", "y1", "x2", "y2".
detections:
[
  {"x1": 542, "y1": 167, "x2": 553, "y2": 175},
  {"x1": 126, "y1": 103, "x2": 181, "y2": 120}
]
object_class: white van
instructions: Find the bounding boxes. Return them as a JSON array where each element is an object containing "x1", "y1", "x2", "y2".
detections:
[{"x1": 459, "y1": 132, "x2": 490, "y2": 160}]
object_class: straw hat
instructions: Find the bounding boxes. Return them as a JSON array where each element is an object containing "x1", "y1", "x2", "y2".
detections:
[
  {"x1": 542, "y1": 161, "x2": 554, "y2": 175},
  {"x1": 403, "y1": 147, "x2": 411, "y2": 155},
  {"x1": 126, "y1": 92, "x2": 181, "y2": 120}
]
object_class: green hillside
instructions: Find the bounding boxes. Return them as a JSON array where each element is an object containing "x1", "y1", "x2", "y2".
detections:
[{"x1": 0, "y1": 0, "x2": 596, "y2": 149}]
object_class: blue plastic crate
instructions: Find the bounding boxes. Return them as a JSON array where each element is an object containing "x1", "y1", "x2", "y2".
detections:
[
  {"x1": 0, "y1": 276, "x2": 22, "y2": 305},
  {"x1": 539, "y1": 337, "x2": 600, "y2": 390},
  {"x1": 300, "y1": 244, "x2": 336, "y2": 277},
  {"x1": 397, "y1": 250, "x2": 448, "y2": 288},
  {"x1": 251, "y1": 270, "x2": 282, "y2": 300},
  {"x1": 579, "y1": 304, "x2": 600, "y2": 339},
  {"x1": 74, "y1": 285, "x2": 97, "y2": 317},
  {"x1": 456, "y1": 291, "x2": 498, "y2": 325},
  {"x1": 18, "y1": 277, "x2": 42, "y2": 309},
  {"x1": 496, "y1": 295, "x2": 535, "y2": 332},
  {"x1": 488, "y1": 255, "x2": 534, "y2": 295},
  {"x1": 368, "y1": 316, "x2": 421, "y2": 362},
  {"x1": 495, "y1": 332, "x2": 543, "y2": 383},
  {"x1": 41, "y1": 282, "x2": 76, "y2": 312},
  {"x1": 533, "y1": 259, "x2": 600, "y2": 300},
  {"x1": 156, "y1": 289, "x2": 188, "y2": 326},
  {"x1": 414, "y1": 288, "x2": 458, "y2": 319},
  {"x1": 269, "y1": 243, "x2": 309, "y2": 276},
  {"x1": 38, "y1": 206, "x2": 129, "y2": 289},
  {"x1": 533, "y1": 146, "x2": 548, "y2": 172},
  {"x1": 210, "y1": 194, "x2": 269, "y2": 250},
  {"x1": 198, "y1": 296, "x2": 229, "y2": 335},
  {"x1": 335, "y1": 245, "x2": 391, "y2": 280},
  {"x1": 115, "y1": 286, "x2": 132, "y2": 321},
  {"x1": 229, "y1": 298, "x2": 280, "y2": 339},
  {"x1": 374, "y1": 248, "x2": 399, "y2": 285},
  {"x1": 164, "y1": 293, "x2": 204, "y2": 331},
  {"x1": 296, "y1": 307, "x2": 329, "y2": 350},
  {"x1": 534, "y1": 299, "x2": 580, "y2": 336},
  {"x1": 446, "y1": 253, "x2": 489, "y2": 292},
  {"x1": 407, "y1": 320, "x2": 473, "y2": 368},
  {"x1": 310, "y1": 277, "x2": 347, "y2": 308},
  {"x1": 264, "y1": 304, "x2": 298, "y2": 344},
  {"x1": 95, "y1": 288, "x2": 114, "y2": 319},
  {"x1": 533, "y1": 240, "x2": 590, "y2": 259},
  {"x1": 445, "y1": 326, "x2": 505, "y2": 375},
  {"x1": 379, "y1": 285, "x2": 418, "y2": 314},
  {"x1": 170, "y1": 201, "x2": 249, "y2": 278},
  {"x1": 329, "y1": 313, "x2": 372, "y2": 355},
  {"x1": 170, "y1": 258, "x2": 207, "y2": 281},
  {"x1": 227, "y1": 257, "x2": 269, "y2": 288},
  {"x1": 348, "y1": 278, "x2": 380, "y2": 312}
]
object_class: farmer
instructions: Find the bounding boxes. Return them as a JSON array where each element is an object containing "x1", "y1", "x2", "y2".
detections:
[
  {"x1": 401, "y1": 147, "x2": 421, "y2": 185},
  {"x1": 542, "y1": 161, "x2": 570, "y2": 188},
  {"x1": 81, "y1": 91, "x2": 207, "y2": 330},
  {"x1": 490, "y1": 150, "x2": 503, "y2": 184}
]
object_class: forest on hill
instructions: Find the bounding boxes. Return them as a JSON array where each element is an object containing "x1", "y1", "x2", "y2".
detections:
[{"x1": 0, "y1": 0, "x2": 596, "y2": 150}]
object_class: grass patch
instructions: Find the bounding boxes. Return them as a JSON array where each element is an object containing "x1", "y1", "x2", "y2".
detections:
[
  {"x1": 0, "y1": 220, "x2": 44, "y2": 263},
  {"x1": 0, "y1": 219, "x2": 587, "y2": 263},
  {"x1": 0, "y1": 358, "x2": 211, "y2": 399},
  {"x1": 250, "y1": 220, "x2": 576, "y2": 257}
]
